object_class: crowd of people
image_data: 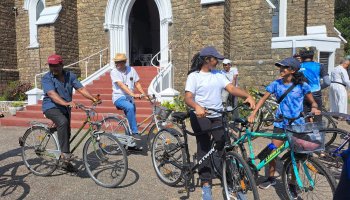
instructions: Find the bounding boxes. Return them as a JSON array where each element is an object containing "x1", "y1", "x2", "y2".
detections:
[{"x1": 39, "y1": 45, "x2": 350, "y2": 199}]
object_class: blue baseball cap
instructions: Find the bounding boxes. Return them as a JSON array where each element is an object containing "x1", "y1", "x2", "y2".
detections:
[
  {"x1": 275, "y1": 57, "x2": 301, "y2": 70},
  {"x1": 199, "y1": 46, "x2": 224, "y2": 60}
]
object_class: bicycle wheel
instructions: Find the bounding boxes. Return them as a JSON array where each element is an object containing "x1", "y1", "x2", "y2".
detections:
[
  {"x1": 222, "y1": 151, "x2": 260, "y2": 200},
  {"x1": 21, "y1": 126, "x2": 60, "y2": 176},
  {"x1": 83, "y1": 133, "x2": 128, "y2": 188},
  {"x1": 321, "y1": 116, "x2": 338, "y2": 147},
  {"x1": 100, "y1": 116, "x2": 129, "y2": 135},
  {"x1": 282, "y1": 155, "x2": 336, "y2": 200},
  {"x1": 151, "y1": 128, "x2": 185, "y2": 186}
]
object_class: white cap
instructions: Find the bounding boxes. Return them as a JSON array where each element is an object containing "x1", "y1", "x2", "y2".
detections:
[{"x1": 222, "y1": 59, "x2": 231, "y2": 64}]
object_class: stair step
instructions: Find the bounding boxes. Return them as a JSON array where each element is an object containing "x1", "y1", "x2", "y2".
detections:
[
  {"x1": 24, "y1": 106, "x2": 152, "y2": 114},
  {"x1": 37, "y1": 99, "x2": 152, "y2": 107},
  {"x1": 84, "y1": 87, "x2": 149, "y2": 94}
]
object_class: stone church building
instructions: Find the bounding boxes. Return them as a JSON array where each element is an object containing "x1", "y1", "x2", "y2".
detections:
[{"x1": 0, "y1": 0, "x2": 346, "y2": 97}]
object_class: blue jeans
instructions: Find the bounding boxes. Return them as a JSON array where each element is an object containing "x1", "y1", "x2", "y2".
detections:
[{"x1": 114, "y1": 96, "x2": 138, "y2": 134}]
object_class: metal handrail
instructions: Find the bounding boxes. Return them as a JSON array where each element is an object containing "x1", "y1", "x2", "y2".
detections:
[
  {"x1": 150, "y1": 42, "x2": 172, "y2": 70},
  {"x1": 34, "y1": 48, "x2": 109, "y2": 88}
]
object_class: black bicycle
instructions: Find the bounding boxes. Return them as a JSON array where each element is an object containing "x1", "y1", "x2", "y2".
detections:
[{"x1": 150, "y1": 107, "x2": 259, "y2": 200}]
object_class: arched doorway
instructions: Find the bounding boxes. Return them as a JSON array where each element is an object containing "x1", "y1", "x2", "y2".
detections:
[
  {"x1": 104, "y1": 0, "x2": 172, "y2": 67},
  {"x1": 129, "y1": 0, "x2": 160, "y2": 66}
]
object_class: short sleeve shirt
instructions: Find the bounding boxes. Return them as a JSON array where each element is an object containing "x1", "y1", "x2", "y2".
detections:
[
  {"x1": 266, "y1": 79, "x2": 311, "y2": 128},
  {"x1": 42, "y1": 70, "x2": 83, "y2": 113},
  {"x1": 110, "y1": 66, "x2": 140, "y2": 103},
  {"x1": 185, "y1": 71, "x2": 230, "y2": 117},
  {"x1": 300, "y1": 61, "x2": 328, "y2": 92}
]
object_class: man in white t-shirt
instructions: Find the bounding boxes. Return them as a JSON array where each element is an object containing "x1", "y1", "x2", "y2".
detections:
[
  {"x1": 221, "y1": 59, "x2": 239, "y2": 107},
  {"x1": 110, "y1": 53, "x2": 148, "y2": 150}
]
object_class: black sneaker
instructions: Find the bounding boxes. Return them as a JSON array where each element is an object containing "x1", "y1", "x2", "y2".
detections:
[
  {"x1": 258, "y1": 177, "x2": 276, "y2": 189},
  {"x1": 288, "y1": 183, "x2": 299, "y2": 199},
  {"x1": 127, "y1": 146, "x2": 143, "y2": 152},
  {"x1": 61, "y1": 162, "x2": 78, "y2": 173}
]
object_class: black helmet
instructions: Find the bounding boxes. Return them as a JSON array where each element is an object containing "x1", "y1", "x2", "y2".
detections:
[{"x1": 299, "y1": 47, "x2": 315, "y2": 59}]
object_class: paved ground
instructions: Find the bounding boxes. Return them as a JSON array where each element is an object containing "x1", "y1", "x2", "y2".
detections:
[{"x1": 0, "y1": 120, "x2": 347, "y2": 200}]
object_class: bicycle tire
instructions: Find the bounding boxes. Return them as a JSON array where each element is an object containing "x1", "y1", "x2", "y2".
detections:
[
  {"x1": 151, "y1": 128, "x2": 186, "y2": 186},
  {"x1": 21, "y1": 126, "x2": 60, "y2": 176},
  {"x1": 321, "y1": 115, "x2": 338, "y2": 147},
  {"x1": 222, "y1": 151, "x2": 260, "y2": 200},
  {"x1": 83, "y1": 133, "x2": 128, "y2": 188},
  {"x1": 281, "y1": 155, "x2": 337, "y2": 200}
]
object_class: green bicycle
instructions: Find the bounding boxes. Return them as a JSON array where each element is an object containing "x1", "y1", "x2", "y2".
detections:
[
  {"x1": 19, "y1": 102, "x2": 128, "y2": 188},
  {"x1": 230, "y1": 118, "x2": 337, "y2": 199}
]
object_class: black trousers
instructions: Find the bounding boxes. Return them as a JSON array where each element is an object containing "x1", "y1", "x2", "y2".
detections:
[
  {"x1": 190, "y1": 112, "x2": 226, "y2": 183},
  {"x1": 303, "y1": 91, "x2": 322, "y2": 122},
  {"x1": 44, "y1": 108, "x2": 71, "y2": 153}
]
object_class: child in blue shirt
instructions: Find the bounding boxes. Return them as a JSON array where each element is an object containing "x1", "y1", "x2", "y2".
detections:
[{"x1": 248, "y1": 57, "x2": 320, "y2": 195}]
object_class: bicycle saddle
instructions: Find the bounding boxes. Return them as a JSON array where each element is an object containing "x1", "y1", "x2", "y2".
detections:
[
  {"x1": 234, "y1": 118, "x2": 248, "y2": 126},
  {"x1": 171, "y1": 112, "x2": 189, "y2": 121}
]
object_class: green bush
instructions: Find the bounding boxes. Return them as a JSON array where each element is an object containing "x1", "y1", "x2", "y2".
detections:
[
  {"x1": 161, "y1": 96, "x2": 187, "y2": 112},
  {"x1": 11, "y1": 101, "x2": 25, "y2": 107},
  {"x1": 0, "y1": 81, "x2": 32, "y2": 101}
]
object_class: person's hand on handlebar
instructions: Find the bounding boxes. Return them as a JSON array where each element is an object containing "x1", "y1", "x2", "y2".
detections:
[
  {"x1": 92, "y1": 94, "x2": 102, "y2": 105},
  {"x1": 247, "y1": 113, "x2": 256, "y2": 124},
  {"x1": 311, "y1": 107, "x2": 321, "y2": 115},
  {"x1": 66, "y1": 101, "x2": 78, "y2": 109},
  {"x1": 195, "y1": 105, "x2": 207, "y2": 118},
  {"x1": 243, "y1": 96, "x2": 256, "y2": 110}
]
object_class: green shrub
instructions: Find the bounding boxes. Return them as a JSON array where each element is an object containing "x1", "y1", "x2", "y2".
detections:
[
  {"x1": 0, "y1": 81, "x2": 32, "y2": 101},
  {"x1": 161, "y1": 96, "x2": 187, "y2": 112},
  {"x1": 11, "y1": 101, "x2": 25, "y2": 107}
]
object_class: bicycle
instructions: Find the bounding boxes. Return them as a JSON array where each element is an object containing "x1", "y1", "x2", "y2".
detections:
[
  {"x1": 19, "y1": 102, "x2": 128, "y2": 188},
  {"x1": 229, "y1": 115, "x2": 337, "y2": 199},
  {"x1": 151, "y1": 108, "x2": 260, "y2": 200},
  {"x1": 315, "y1": 112, "x2": 350, "y2": 175},
  {"x1": 98, "y1": 95, "x2": 173, "y2": 150}
]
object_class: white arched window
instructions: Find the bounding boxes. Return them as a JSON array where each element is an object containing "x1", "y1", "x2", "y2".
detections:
[{"x1": 24, "y1": 0, "x2": 45, "y2": 48}]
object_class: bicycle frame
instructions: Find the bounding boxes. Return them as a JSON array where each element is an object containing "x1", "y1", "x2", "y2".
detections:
[
  {"x1": 233, "y1": 128, "x2": 316, "y2": 189},
  {"x1": 69, "y1": 117, "x2": 95, "y2": 153}
]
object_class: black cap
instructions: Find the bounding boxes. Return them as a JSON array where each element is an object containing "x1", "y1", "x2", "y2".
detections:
[
  {"x1": 275, "y1": 57, "x2": 301, "y2": 70},
  {"x1": 199, "y1": 46, "x2": 224, "y2": 60}
]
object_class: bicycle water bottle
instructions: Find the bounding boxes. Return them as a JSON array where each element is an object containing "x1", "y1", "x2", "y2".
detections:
[{"x1": 257, "y1": 143, "x2": 277, "y2": 161}]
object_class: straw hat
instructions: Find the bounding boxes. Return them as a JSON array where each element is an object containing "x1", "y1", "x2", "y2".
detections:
[{"x1": 113, "y1": 53, "x2": 127, "y2": 62}]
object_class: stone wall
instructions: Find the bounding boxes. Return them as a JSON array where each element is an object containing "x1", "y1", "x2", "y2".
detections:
[
  {"x1": 77, "y1": 0, "x2": 109, "y2": 77},
  {"x1": 0, "y1": 0, "x2": 18, "y2": 94},
  {"x1": 228, "y1": 0, "x2": 276, "y2": 89},
  {"x1": 287, "y1": 0, "x2": 337, "y2": 37},
  {"x1": 170, "y1": 0, "x2": 226, "y2": 92}
]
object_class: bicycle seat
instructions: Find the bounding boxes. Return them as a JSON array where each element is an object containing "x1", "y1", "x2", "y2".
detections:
[
  {"x1": 172, "y1": 112, "x2": 189, "y2": 121},
  {"x1": 234, "y1": 118, "x2": 248, "y2": 126}
]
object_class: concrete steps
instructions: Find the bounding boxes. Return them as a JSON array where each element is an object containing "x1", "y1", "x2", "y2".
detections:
[{"x1": 0, "y1": 66, "x2": 158, "y2": 129}]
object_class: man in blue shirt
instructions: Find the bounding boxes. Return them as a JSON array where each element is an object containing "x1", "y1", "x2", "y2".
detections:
[
  {"x1": 299, "y1": 47, "x2": 330, "y2": 122},
  {"x1": 42, "y1": 54, "x2": 99, "y2": 172}
]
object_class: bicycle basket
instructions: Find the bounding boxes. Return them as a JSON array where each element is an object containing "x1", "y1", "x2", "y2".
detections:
[
  {"x1": 155, "y1": 106, "x2": 172, "y2": 120},
  {"x1": 286, "y1": 122, "x2": 325, "y2": 154}
]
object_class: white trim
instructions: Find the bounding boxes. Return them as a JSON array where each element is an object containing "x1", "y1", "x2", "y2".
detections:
[
  {"x1": 80, "y1": 64, "x2": 111, "y2": 86},
  {"x1": 334, "y1": 27, "x2": 348, "y2": 44},
  {"x1": 36, "y1": 5, "x2": 62, "y2": 25},
  {"x1": 265, "y1": 0, "x2": 276, "y2": 9},
  {"x1": 24, "y1": 0, "x2": 46, "y2": 48},
  {"x1": 200, "y1": 0, "x2": 225, "y2": 5},
  {"x1": 104, "y1": 0, "x2": 172, "y2": 65},
  {"x1": 279, "y1": 0, "x2": 287, "y2": 37}
]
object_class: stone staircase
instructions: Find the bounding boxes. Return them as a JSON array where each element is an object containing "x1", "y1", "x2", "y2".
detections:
[{"x1": 0, "y1": 66, "x2": 158, "y2": 129}]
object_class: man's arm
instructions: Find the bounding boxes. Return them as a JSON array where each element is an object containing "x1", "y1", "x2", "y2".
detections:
[
  {"x1": 47, "y1": 90, "x2": 74, "y2": 107},
  {"x1": 135, "y1": 81, "x2": 147, "y2": 96}
]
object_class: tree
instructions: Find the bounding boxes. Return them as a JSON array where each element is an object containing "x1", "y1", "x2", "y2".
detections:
[{"x1": 335, "y1": 0, "x2": 350, "y2": 54}]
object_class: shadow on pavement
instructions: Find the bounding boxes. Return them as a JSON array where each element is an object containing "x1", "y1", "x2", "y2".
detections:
[{"x1": 0, "y1": 147, "x2": 31, "y2": 200}]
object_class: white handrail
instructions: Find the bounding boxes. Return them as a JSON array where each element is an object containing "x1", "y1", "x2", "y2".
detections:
[
  {"x1": 34, "y1": 48, "x2": 109, "y2": 88},
  {"x1": 148, "y1": 43, "x2": 173, "y2": 99}
]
